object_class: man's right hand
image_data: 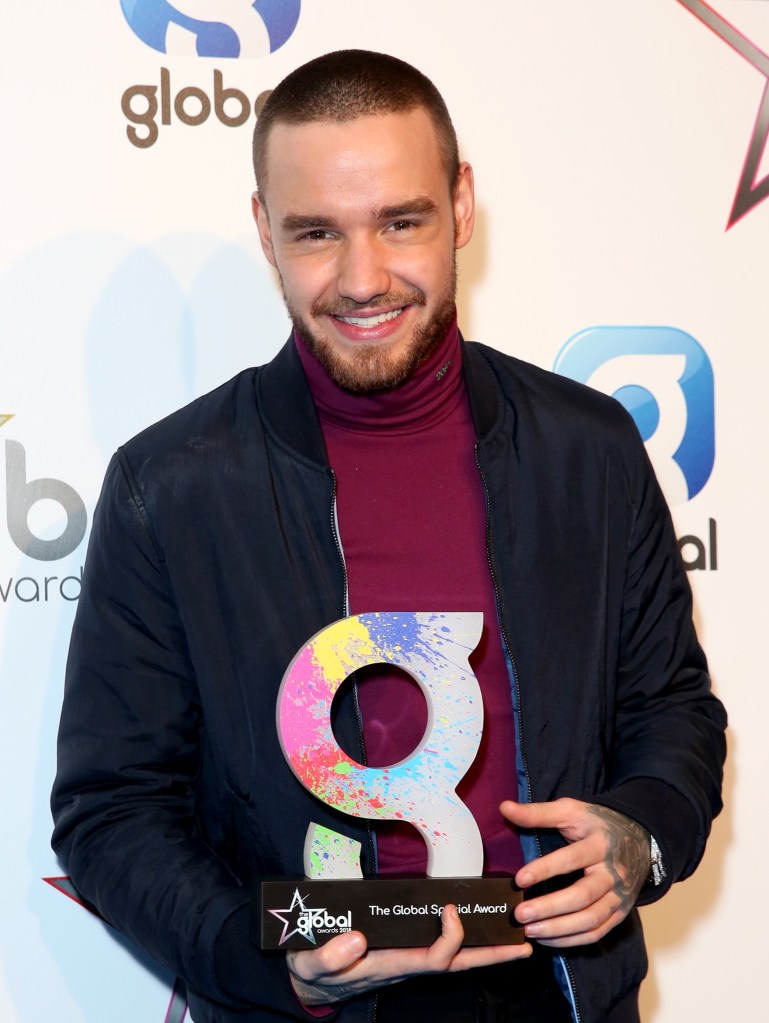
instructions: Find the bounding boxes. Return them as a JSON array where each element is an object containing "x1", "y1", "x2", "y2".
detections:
[{"x1": 286, "y1": 904, "x2": 533, "y2": 1007}]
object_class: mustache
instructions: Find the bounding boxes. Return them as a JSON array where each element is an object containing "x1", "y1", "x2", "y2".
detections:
[{"x1": 311, "y1": 291, "x2": 425, "y2": 317}]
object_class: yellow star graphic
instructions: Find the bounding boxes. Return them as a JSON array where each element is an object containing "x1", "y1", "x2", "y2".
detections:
[{"x1": 0, "y1": 414, "x2": 14, "y2": 428}]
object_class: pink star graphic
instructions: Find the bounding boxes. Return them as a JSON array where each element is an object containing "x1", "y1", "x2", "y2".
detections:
[
  {"x1": 677, "y1": 0, "x2": 769, "y2": 227},
  {"x1": 43, "y1": 877, "x2": 188, "y2": 1022}
]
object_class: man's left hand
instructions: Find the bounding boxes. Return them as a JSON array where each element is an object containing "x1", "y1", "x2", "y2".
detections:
[{"x1": 501, "y1": 798, "x2": 650, "y2": 948}]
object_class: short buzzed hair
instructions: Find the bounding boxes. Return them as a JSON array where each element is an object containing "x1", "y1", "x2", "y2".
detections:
[{"x1": 252, "y1": 49, "x2": 460, "y2": 199}]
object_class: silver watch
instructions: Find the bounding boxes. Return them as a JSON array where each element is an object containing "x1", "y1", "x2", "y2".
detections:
[{"x1": 649, "y1": 834, "x2": 667, "y2": 886}]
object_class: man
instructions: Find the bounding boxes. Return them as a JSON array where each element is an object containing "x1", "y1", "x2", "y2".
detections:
[{"x1": 52, "y1": 50, "x2": 726, "y2": 1023}]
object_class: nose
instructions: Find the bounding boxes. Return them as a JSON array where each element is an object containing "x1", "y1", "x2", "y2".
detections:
[{"x1": 336, "y1": 233, "x2": 391, "y2": 304}]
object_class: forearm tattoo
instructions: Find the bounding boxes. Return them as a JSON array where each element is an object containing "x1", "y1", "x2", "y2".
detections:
[{"x1": 587, "y1": 805, "x2": 650, "y2": 914}]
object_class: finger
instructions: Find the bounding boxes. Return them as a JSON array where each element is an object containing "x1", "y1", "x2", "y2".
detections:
[
  {"x1": 448, "y1": 940, "x2": 534, "y2": 972},
  {"x1": 500, "y1": 798, "x2": 587, "y2": 835},
  {"x1": 515, "y1": 834, "x2": 605, "y2": 888},
  {"x1": 425, "y1": 905, "x2": 533, "y2": 974},
  {"x1": 288, "y1": 931, "x2": 367, "y2": 983},
  {"x1": 423, "y1": 904, "x2": 465, "y2": 971},
  {"x1": 516, "y1": 872, "x2": 613, "y2": 926},
  {"x1": 537, "y1": 922, "x2": 621, "y2": 948},
  {"x1": 293, "y1": 906, "x2": 464, "y2": 995},
  {"x1": 525, "y1": 899, "x2": 628, "y2": 947}
]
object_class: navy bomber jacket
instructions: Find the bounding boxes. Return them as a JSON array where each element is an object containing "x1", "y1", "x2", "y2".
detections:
[{"x1": 51, "y1": 337, "x2": 726, "y2": 1023}]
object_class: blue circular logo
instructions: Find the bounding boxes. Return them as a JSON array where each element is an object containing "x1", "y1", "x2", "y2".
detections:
[
  {"x1": 553, "y1": 326, "x2": 715, "y2": 505},
  {"x1": 120, "y1": 1, "x2": 301, "y2": 57},
  {"x1": 611, "y1": 384, "x2": 660, "y2": 442}
]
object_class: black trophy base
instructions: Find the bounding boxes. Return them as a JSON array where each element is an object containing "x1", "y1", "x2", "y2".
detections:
[{"x1": 255, "y1": 875, "x2": 524, "y2": 950}]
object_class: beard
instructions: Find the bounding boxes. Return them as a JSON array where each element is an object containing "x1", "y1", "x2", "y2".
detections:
[{"x1": 279, "y1": 263, "x2": 457, "y2": 394}]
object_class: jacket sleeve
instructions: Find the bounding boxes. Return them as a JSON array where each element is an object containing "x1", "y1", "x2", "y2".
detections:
[
  {"x1": 50, "y1": 451, "x2": 322, "y2": 1019},
  {"x1": 589, "y1": 420, "x2": 727, "y2": 904}
]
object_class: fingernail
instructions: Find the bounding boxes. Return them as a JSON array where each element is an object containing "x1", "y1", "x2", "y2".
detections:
[
  {"x1": 518, "y1": 871, "x2": 533, "y2": 887},
  {"x1": 525, "y1": 924, "x2": 540, "y2": 938},
  {"x1": 342, "y1": 934, "x2": 364, "y2": 955},
  {"x1": 518, "y1": 907, "x2": 533, "y2": 923}
]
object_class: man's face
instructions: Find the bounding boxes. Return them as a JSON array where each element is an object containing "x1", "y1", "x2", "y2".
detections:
[{"x1": 253, "y1": 107, "x2": 474, "y2": 392}]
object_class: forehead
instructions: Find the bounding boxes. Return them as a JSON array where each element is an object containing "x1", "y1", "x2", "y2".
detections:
[{"x1": 263, "y1": 108, "x2": 449, "y2": 213}]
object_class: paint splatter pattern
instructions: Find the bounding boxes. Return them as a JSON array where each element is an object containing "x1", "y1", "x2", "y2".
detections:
[{"x1": 277, "y1": 612, "x2": 485, "y2": 876}]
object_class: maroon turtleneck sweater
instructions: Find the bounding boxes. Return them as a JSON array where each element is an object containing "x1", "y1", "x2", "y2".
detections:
[{"x1": 296, "y1": 318, "x2": 523, "y2": 877}]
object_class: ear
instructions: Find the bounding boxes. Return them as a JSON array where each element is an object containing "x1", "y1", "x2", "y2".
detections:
[
  {"x1": 453, "y1": 163, "x2": 475, "y2": 250},
  {"x1": 252, "y1": 191, "x2": 277, "y2": 268}
]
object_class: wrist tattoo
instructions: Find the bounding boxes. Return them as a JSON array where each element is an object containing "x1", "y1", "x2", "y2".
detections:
[{"x1": 587, "y1": 805, "x2": 650, "y2": 913}]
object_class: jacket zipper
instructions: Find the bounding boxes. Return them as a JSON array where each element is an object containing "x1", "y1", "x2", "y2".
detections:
[
  {"x1": 329, "y1": 469, "x2": 380, "y2": 1023},
  {"x1": 329, "y1": 460, "x2": 580, "y2": 1023},
  {"x1": 368, "y1": 994, "x2": 379, "y2": 1023},
  {"x1": 473, "y1": 447, "x2": 582, "y2": 1023},
  {"x1": 329, "y1": 469, "x2": 350, "y2": 619}
]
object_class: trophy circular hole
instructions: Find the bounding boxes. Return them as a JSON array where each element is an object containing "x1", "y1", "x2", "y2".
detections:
[{"x1": 331, "y1": 664, "x2": 429, "y2": 768}]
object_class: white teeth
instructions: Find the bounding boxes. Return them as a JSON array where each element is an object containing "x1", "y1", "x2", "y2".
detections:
[{"x1": 336, "y1": 308, "x2": 404, "y2": 327}]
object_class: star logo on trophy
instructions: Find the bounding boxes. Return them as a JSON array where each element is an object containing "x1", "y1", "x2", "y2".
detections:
[{"x1": 268, "y1": 888, "x2": 325, "y2": 946}]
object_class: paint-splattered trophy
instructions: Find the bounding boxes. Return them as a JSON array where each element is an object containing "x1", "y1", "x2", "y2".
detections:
[{"x1": 256, "y1": 612, "x2": 523, "y2": 949}]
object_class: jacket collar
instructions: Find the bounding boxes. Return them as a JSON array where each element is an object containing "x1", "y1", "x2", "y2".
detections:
[
  {"x1": 461, "y1": 335, "x2": 508, "y2": 444},
  {"x1": 256, "y1": 335, "x2": 329, "y2": 467},
  {"x1": 257, "y1": 332, "x2": 508, "y2": 464}
]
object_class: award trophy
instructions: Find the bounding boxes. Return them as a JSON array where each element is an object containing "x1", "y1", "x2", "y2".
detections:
[{"x1": 255, "y1": 611, "x2": 523, "y2": 949}]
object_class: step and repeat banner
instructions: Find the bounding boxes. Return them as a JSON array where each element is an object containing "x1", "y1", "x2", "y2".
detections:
[{"x1": 1, "y1": 2, "x2": 764, "y2": 1020}]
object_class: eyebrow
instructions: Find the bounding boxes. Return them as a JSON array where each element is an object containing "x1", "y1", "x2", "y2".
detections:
[
  {"x1": 280, "y1": 214, "x2": 337, "y2": 232},
  {"x1": 378, "y1": 197, "x2": 439, "y2": 220},
  {"x1": 280, "y1": 196, "x2": 439, "y2": 234}
]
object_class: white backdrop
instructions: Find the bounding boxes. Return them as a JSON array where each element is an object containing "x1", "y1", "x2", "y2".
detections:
[{"x1": 1, "y1": 2, "x2": 764, "y2": 1020}]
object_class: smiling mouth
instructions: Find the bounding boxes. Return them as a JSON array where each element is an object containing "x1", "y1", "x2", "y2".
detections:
[{"x1": 333, "y1": 308, "x2": 405, "y2": 328}]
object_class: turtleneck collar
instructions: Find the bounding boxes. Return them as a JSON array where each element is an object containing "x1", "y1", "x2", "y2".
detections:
[{"x1": 293, "y1": 312, "x2": 464, "y2": 434}]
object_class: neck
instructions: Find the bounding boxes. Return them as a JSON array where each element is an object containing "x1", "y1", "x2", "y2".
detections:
[{"x1": 294, "y1": 313, "x2": 463, "y2": 432}]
